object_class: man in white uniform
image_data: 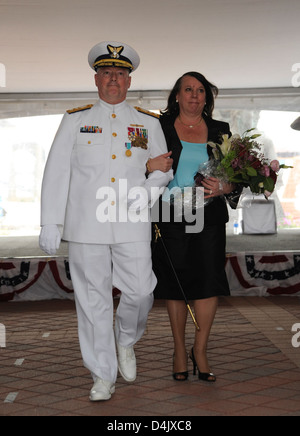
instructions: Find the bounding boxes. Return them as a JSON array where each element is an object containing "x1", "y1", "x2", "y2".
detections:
[{"x1": 40, "y1": 41, "x2": 173, "y2": 401}]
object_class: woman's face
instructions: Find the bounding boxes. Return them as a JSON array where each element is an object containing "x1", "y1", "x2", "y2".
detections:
[{"x1": 176, "y1": 75, "x2": 206, "y2": 116}]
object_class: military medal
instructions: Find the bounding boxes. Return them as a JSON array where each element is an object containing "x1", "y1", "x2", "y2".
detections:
[
  {"x1": 80, "y1": 126, "x2": 102, "y2": 133},
  {"x1": 125, "y1": 142, "x2": 132, "y2": 157},
  {"x1": 132, "y1": 136, "x2": 148, "y2": 149},
  {"x1": 127, "y1": 127, "x2": 149, "y2": 150}
]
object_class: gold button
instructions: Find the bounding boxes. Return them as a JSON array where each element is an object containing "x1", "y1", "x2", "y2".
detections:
[
  {"x1": 112, "y1": 154, "x2": 116, "y2": 159},
  {"x1": 112, "y1": 132, "x2": 117, "y2": 137},
  {"x1": 111, "y1": 201, "x2": 115, "y2": 206},
  {"x1": 88, "y1": 141, "x2": 91, "y2": 144},
  {"x1": 112, "y1": 113, "x2": 116, "y2": 119},
  {"x1": 111, "y1": 178, "x2": 116, "y2": 183}
]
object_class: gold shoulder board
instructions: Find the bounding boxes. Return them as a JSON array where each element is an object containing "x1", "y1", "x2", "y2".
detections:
[
  {"x1": 135, "y1": 107, "x2": 160, "y2": 119},
  {"x1": 67, "y1": 104, "x2": 94, "y2": 114}
]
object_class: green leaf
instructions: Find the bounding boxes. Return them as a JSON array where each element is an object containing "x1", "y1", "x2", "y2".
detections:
[
  {"x1": 231, "y1": 177, "x2": 244, "y2": 184},
  {"x1": 246, "y1": 167, "x2": 258, "y2": 177},
  {"x1": 279, "y1": 164, "x2": 293, "y2": 169},
  {"x1": 244, "y1": 128, "x2": 256, "y2": 134},
  {"x1": 226, "y1": 167, "x2": 235, "y2": 177},
  {"x1": 264, "y1": 177, "x2": 275, "y2": 192}
]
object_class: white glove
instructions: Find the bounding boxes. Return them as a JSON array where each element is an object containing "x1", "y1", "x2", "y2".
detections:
[
  {"x1": 39, "y1": 225, "x2": 62, "y2": 256},
  {"x1": 128, "y1": 187, "x2": 150, "y2": 212}
]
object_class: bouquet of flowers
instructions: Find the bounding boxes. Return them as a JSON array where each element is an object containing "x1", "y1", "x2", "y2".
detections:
[{"x1": 195, "y1": 128, "x2": 292, "y2": 199}]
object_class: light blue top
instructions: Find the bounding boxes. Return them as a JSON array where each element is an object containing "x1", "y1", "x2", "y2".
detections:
[
  {"x1": 168, "y1": 141, "x2": 208, "y2": 189},
  {"x1": 162, "y1": 141, "x2": 208, "y2": 202}
]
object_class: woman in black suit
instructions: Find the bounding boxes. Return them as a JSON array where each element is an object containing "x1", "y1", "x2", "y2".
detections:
[{"x1": 148, "y1": 72, "x2": 241, "y2": 382}]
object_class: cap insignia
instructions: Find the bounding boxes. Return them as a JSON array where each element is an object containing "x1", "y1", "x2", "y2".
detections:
[{"x1": 107, "y1": 45, "x2": 124, "y2": 60}]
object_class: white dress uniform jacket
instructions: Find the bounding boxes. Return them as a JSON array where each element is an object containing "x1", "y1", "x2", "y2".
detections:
[{"x1": 41, "y1": 99, "x2": 173, "y2": 243}]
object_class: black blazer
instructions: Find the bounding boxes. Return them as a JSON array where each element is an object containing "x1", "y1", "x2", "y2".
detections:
[{"x1": 159, "y1": 113, "x2": 238, "y2": 226}]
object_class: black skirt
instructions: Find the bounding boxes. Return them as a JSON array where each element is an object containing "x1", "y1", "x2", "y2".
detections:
[{"x1": 152, "y1": 221, "x2": 230, "y2": 301}]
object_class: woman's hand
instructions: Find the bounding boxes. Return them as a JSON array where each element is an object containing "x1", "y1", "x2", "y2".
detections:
[
  {"x1": 202, "y1": 177, "x2": 235, "y2": 198},
  {"x1": 147, "y1": 152, "x2": 173, "y2": 173}
]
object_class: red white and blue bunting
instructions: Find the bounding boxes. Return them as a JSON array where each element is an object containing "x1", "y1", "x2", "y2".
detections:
[
  {"x1": 1, "y1": 253, "x2": 300, "y2": 301},
  {"x1": 0, "y1": 258, "x2": 73, "y2": 302},
  {"x1": 226, "y1": 253, "x2": 300, "y2": 296},
  {"x1": 0, "y1": 258, "x2": 121, "y2": 301}
]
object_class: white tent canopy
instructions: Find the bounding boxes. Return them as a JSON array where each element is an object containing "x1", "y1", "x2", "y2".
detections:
[{"x1": 0, "y1": 0, "x2": 299, "y2": 94}]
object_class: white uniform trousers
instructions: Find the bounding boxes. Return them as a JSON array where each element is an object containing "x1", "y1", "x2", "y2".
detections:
[{"x1": 69, "y1": 241, "x2": 156, "y2": 383}]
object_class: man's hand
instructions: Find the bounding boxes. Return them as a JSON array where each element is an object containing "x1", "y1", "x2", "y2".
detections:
[{"x1": 39, "y1": 225, "x2": 62, "y2": 256}]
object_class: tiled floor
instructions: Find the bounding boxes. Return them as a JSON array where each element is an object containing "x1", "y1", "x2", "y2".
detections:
[{"x1": 0, "y1": 297, "x2": 300, "y2": 416}]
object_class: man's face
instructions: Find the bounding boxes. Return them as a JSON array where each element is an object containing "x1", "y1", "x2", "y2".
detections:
[{"x1": 95, "y1": 67, "x2": 132, "y2": 104}]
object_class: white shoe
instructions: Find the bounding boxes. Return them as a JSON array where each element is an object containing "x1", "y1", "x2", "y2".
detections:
[
  {"x1": 89, "y1": 378, "x2": 115, "y2": 402},
  {"x1": 116, "y1": 342, "x2": 137, "y2": 382}
]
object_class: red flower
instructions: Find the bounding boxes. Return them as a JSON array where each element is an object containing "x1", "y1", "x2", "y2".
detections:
[{"x1": 250, "y1": 158, "x2": 262, "y2": 170}]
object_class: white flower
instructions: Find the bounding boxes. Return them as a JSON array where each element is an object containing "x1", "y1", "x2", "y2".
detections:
[
  {"x1": 219, "y1": 134, "x2": 233, "y2": 155},
  {"x1": 208, "y1": 134, "x2": 239, "y2": 158}
]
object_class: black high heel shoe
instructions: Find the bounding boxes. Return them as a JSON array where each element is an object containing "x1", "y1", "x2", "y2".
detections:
[
  {"x1": 173, "y1": 353, "x2": 189, "y2": 382},
  {"x1": 190, "y1": 348, "x2": 216, "y2": 383}
]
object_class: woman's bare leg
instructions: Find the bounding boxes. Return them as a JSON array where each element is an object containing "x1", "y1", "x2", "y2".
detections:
[{"x1": 166, "y1": 300, "x2": 188, "y2": 378}]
